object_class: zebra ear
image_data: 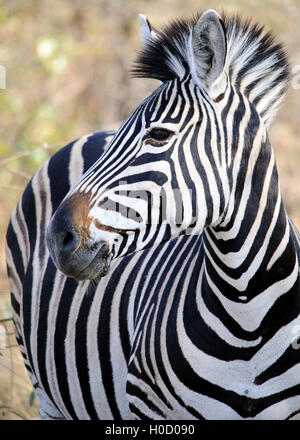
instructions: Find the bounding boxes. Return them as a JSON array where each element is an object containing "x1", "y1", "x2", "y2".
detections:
[
  {"x1": 191, "y1": 10, "x2": 227, "y2": 99},
  {"x1": 139, "y1": 14, "x2": 158, "y2": 46}
]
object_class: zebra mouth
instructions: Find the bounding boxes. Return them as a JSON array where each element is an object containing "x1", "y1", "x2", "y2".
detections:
[{"x1": 74, "y1": 243, "x2": 112, "y2": 281}]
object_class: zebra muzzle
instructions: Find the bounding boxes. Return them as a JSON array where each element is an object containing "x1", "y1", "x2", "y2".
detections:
[
  {"x1": 46, "y1": 200, "x2": 112, "y2": 280},
  {"x1": 73, "y1": 242, "x2": 112, "y2": 280},
  {"x1": 47, "y1": 227, "x2": 112, "y2": 280}
]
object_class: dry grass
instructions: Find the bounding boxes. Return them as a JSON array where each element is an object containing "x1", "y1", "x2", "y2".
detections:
[{"x1": 0, "y1": 311, "x2": 39, "y2": 419}]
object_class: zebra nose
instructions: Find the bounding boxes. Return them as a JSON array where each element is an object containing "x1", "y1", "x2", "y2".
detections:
[
  {"x1": 46, "y1": 204, "x2": 82, "y2": 266},
  {"x1": 55, "y1": 229, "x2": 80, "y2": 254}
]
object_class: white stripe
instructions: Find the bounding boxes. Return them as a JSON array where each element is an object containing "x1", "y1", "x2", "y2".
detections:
[{"x1": 68, "y1": 134, "x2": 90, "y2": 189}]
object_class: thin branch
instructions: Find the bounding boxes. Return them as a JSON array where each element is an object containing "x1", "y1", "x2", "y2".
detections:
[
  {"x1": 0, "y1": 143, "x2": 59, "y2": 166},
  {"x1": 0, "y1": 317, "x2": 13, "y2": 323},
  {"x1": 0, "y1": 184, "x2": 25, "y2": 191},
  {"x1": 2, "y1": 166, "x2": 32, "y2": 180},
  {"x1": 0, "y1": 359, "x2": 31, "y2": 383}
]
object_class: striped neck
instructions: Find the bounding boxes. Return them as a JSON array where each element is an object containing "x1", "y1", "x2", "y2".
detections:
[{"x1": 201, "y1": 127, "x2": 299, "y2": 333}]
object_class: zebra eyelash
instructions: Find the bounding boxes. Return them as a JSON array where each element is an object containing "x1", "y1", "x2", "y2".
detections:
[{"x1": 143, "y1": 127, "x2": 175, "y2": 146}]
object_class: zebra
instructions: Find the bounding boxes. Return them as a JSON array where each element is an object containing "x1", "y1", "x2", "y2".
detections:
[{"x1": 6, "y1": 9, "x2": 300, "y2": 420}]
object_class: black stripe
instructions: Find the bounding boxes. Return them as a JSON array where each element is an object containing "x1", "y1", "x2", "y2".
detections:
[{"x1": 54, "y1": 277, "x2": 79, "y2": 419}]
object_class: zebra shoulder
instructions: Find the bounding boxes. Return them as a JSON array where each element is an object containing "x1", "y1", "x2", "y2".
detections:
[{"x1": 6, "y1": 130, "x2": 114, "y2": 285}]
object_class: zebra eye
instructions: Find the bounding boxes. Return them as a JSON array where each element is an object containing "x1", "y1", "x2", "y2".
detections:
[{"x1": 145, "y1": 128, "x2": 173, "y2": 146}]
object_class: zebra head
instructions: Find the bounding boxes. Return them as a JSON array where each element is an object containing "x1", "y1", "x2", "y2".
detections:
[{"x1": 47, "y1": 10, "x2": 289, "y2": 280}]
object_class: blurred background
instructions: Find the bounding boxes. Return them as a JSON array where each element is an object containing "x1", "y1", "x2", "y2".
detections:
[{"x1": 0, "y1": 0, "x2": 299, "y2": 419}]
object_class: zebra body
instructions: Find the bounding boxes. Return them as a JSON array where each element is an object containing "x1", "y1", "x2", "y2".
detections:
[{"x1": 6, "y1": 10, "x2": 300, "y2": 419}]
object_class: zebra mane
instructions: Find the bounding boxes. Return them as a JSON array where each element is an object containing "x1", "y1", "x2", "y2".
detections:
[{"x1": 132, "y1": 12, "x2": 290, "y2": 127}]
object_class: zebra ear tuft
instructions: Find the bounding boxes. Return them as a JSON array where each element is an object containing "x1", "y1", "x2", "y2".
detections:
[
  {"x1": 139, "y1": 14, "x2": 158, "y2": 47},
  {"x1": 191, "y1": 9, "x2": 227, "y2": 99}
]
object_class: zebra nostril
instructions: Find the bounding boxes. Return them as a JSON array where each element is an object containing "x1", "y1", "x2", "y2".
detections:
[
  {"x1": 58, "y1": 229, "x2": 80, "y2": 254},
  {"x1": 63, "y1": 232, "x2": 74, "y2": 247}
]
